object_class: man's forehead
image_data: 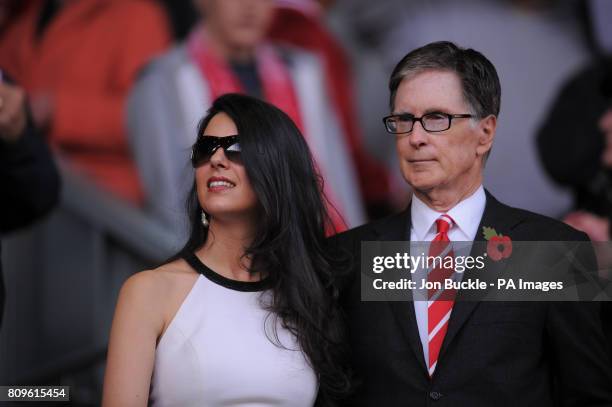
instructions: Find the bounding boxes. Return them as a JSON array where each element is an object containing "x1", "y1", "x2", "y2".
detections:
[{"x1": 393, "y1": 69, "x2": 467, "y2": 113}]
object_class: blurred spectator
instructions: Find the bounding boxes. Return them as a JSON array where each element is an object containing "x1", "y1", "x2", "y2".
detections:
[
  {"x1": 128, "y1": 0, "x2": 366, "y2": 239},
  {"x1": 0, "y1": 72, "x2": 60, "y2": 328},
  {"x1": 537, "y1": 57, "x2": 612, "y2": 241},
  {"x1": 0, "y1": 0, "x2": 171, "y2": 204},
  {"x1": 537, "y1": 56, "x2": 612, "y2": 356},
  {"x1": 268, "y1": 0, "x2": 392, "y2": 218}
]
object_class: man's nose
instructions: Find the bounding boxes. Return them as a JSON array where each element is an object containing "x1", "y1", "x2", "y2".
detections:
[{"x1": 408, "y1": 120, "x2": 428, "y2": 148}]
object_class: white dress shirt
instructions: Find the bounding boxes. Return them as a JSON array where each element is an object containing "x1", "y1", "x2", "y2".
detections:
[{"x1": 410, "y1": 185, "x2": 486, "y2": 367}]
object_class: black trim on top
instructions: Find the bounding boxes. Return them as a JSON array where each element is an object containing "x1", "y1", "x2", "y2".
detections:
[{"x1": 183, "y1": 254, "x2": 270, "y2": 292}]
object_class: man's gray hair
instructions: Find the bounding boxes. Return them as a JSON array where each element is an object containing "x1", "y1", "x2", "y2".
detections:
[{"x1": 389, "y1": 41, "x2": 501, "y2": 118}]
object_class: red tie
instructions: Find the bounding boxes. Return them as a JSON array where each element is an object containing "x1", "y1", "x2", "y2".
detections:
[{"x1": 427, "y1": 215, "x2": 456, "y2": 376}]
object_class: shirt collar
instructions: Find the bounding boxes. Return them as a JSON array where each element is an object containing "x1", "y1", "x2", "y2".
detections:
[{"x1": 410, "y1": 185, "x2": 486, "y2": 241}]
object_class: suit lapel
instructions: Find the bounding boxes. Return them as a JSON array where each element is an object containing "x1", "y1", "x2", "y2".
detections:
[
  {"x1": 374, "y1": 206, "x2": 429, "y2": 374},
  {"x1": 437, "y1": 190, "x2": 524, "y2": 362}
]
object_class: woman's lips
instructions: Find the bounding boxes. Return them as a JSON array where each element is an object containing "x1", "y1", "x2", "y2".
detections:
[{"x1": 207, "y1": 176, "x2": 236, "y2": 192}]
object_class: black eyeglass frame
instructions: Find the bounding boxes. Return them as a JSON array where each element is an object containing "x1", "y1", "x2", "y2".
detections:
[
  {"x1": 191, "y1": 135, "x2": 241, "y2": 167},
  {"x1": 382, "y1": 112, "x2": 474, "y2": 134}
]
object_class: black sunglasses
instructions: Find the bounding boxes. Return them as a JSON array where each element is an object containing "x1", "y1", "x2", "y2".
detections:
[{"x1": 191, "y1": 135, "x2": 241, "y2": 167}]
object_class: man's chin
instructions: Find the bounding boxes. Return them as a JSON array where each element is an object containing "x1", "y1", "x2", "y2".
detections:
[{"x1": 404, "y1": 177, "x2": 441, "y2": 193}]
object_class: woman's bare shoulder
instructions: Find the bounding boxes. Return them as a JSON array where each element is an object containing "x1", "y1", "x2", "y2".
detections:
[
  {"x1": 119, "y1": 259, "x2": 199, "y2": 313},
  {"x1": 117, "y1": 259, "x2": 201, "y2": 339}
]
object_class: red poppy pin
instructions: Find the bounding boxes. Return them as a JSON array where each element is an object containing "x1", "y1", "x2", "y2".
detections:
[{"x1": 482, "y1": 226, "x2": 513, "y2": 261}]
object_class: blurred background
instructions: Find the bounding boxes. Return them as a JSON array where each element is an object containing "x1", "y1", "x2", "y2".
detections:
[{"x1": 0, "y1": 0, "x2": 611, "y2": 404}]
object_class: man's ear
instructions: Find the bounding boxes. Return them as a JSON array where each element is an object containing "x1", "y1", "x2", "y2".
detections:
[{"x1": 476, "y1": 114, "x2": 496, "y2": 157}]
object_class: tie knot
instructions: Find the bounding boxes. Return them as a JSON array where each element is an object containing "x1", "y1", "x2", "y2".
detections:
[{"x1": 435, "y1": 215, "x2": 454, "y2": 234}]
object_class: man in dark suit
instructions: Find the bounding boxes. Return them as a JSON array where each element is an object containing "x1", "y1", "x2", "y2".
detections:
[{"x1": 332, "y1": 41, "x2": 612, "y2": 406}]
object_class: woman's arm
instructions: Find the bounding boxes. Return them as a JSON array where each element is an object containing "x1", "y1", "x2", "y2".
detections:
[{"x1": 102, "y1": 271, "x2": 166, "y2": 407}]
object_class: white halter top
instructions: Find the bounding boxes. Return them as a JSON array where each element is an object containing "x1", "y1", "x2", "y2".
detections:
[{"x1": 148, "y1": 254, "x2": 318, "y2": 406}]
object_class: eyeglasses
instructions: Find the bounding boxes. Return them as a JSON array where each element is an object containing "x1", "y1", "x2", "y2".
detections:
[
  {"x1": 191, "y1": 135, "x2": 241, "y2": 167},
  {"x1": 382, "y1": 112, "x2": 473, "y2": 134}
]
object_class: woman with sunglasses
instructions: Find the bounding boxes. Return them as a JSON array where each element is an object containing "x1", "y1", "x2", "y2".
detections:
[{"x1": 102, "y1": 94, "x2": 350, "y2": 406}]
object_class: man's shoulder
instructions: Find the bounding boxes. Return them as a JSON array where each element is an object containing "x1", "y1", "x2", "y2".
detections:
[
  {"x1": 327, "y1": 213, "x2": 408, "y2": 291},
  {"x1": 493, "y1": 199, "x2": 589, "y2": 242},
  {"x1": 330, "y1": 211, "x2": 408, "y2": 246}
]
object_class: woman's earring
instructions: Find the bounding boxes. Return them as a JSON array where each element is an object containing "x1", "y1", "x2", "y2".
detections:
[{"x1": 201, "y1": 211, "x2": 209, "y2": 227}]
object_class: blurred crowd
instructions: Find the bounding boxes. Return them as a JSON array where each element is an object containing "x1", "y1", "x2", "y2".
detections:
[{"x1": 0, "y1": 0, "x2": 611, "y2": 243}]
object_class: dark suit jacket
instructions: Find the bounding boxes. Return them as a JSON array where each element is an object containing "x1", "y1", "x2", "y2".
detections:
[{"x1": 331, "y1": 191, "x2": 612, "y2": 406}]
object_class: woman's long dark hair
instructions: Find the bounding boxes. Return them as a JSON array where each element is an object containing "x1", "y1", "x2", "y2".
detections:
[{"x1": 169, "y1": 93, "x2": 351, "y2": 405}]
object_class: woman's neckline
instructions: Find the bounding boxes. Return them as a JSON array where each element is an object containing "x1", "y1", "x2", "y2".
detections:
[{"x1": 183, "y1": 253, "x2": 270, "y2": 292}]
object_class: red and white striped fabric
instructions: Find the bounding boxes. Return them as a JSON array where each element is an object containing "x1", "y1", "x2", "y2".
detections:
[{"x1": 427, "y1": 214, "x2": 456, "y2": 376}]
